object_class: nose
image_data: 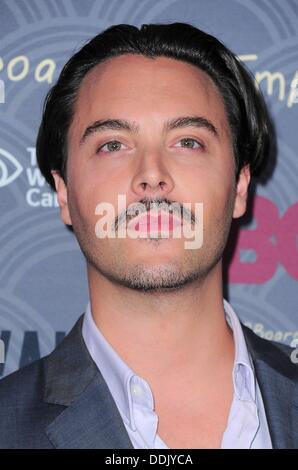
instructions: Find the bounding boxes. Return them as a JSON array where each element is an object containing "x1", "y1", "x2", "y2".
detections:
[{"x1": 130, "y1": 150, "x2": 175, "y2": 198}]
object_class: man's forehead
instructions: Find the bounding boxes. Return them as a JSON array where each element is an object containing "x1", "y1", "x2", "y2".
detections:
[
  {"x1": 78, "y1": 54, "x2": 220, "y2": 100},
  {"x1": 70, "y1": 54, "x2": 229, "y2": 140}
]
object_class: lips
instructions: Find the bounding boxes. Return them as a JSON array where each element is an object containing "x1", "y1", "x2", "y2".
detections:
[{"x1": 127, "y1": 210, "x2": 183, "y2": 233}]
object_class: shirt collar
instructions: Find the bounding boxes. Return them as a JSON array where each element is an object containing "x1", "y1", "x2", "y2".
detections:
[
  {"x1": 82, "y1": 299, "x2": 257, "y2": 432},
  {"x1": 82, "y1": 301, "x2": 137, "y2": 429},
  {"x1": 223, "y1": 299, "x2": 256, "y2": 402}
]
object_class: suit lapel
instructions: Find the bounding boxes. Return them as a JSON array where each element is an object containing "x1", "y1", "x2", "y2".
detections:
[
  {"x1": 242, "y1": 324, "x2": 298, "y2": 449},
  {"x1": 46, "y1": 373, "x2": 133, "y2": 449},
  {"x1": 251, "y1": 360, "x2": 298, "y2": 449},
  {"x1": 42, "y1": 313, "x2": 298, "y2": 448},
  {"x1": 43, "y1": 315, "x2": 133, "y2": 449}
]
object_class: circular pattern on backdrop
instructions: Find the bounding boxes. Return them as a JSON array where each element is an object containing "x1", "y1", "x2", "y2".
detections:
[{"x1": 0, "y1": 0, "x2": 297, "y2": 377}]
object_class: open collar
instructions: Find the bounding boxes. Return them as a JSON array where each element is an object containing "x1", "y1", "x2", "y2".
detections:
[{"x1": 43, "y1": 315, "x2": 133, "y2": 449}]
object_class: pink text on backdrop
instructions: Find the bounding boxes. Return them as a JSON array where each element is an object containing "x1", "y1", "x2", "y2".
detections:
[{"x1": 229, "y1": 196, "x2": 298, "y2": 283}]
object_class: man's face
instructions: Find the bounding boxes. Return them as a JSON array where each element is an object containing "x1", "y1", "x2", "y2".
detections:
[{"x1": 53, "y1": 54, "x2": 250, "y2": 292}]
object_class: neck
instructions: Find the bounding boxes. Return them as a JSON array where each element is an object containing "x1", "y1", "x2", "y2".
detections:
[{"x1": 87, "y1": 261, "x2": 234, "y2": 386}]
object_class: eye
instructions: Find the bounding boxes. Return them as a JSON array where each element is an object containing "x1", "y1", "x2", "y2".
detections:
[
  {"x1": 96, "y1": 140, "x2": 124, "y2": 153},
  {"x1": 174, "y1": 138, "x2": 203, "y2": 150}
]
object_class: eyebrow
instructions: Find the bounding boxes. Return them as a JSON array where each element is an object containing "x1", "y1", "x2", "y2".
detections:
[{"x1": 79, "y1": 115, "x2": 219, "y2": 145}]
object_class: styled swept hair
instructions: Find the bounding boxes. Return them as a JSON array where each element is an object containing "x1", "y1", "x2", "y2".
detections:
[{"x1": 36, "y1": 22, "x2": 272, "y2": 190}]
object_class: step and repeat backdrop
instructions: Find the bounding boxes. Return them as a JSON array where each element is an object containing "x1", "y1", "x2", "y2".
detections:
[{"x1": 0, "y1": 0, "x2": 297, "y2": 377}]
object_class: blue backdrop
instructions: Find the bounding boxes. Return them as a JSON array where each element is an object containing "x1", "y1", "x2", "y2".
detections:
[{"x1": 0, "y1": 0, "x2": 298, "y2": 377}]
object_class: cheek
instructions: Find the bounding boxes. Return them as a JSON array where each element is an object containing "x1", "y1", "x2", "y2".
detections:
[
  {"x1": 204, "y1": 182, "x2": 236, "y2": 233},
  {"x1": 185, "y1": 165, "x2": 235, "y2": 228},
  {"x1": 68, "y1": 150, "x2": 128, "y2": 199},
  {"x1": 67, "y1": 170, "x2": 124, "y2": 239},
  {"x1": 66, "y1": 174, "x2": 99, "y2": 232},
  {"x1": 184, "y1": 161, "x2": 234, "y2": 200},
  {"x1": 68, "y1": 156, "x2": 103, "y2": 207}
]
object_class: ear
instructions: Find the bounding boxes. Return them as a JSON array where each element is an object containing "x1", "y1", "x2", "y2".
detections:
[
  {"x1": 51, "y1": 170, "x2": 72, "y2": 225},
  {"x1": 233, "y1": 165, "x2": 251, "y2": 219}
]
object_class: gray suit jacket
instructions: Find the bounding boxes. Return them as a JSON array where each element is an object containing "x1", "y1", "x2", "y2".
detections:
[{"x1": 0, "y1": 314, "x2": 297, "y2": 449}]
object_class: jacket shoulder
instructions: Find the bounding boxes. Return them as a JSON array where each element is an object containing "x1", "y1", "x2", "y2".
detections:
[
  {"x1": 0, "y1": 315, "x2": 87, "y2": 448},
  {"x1": 242, "y1": 323, "x2": 298, "y2": 378},
  {"x1": 0, "y1": 357, "x2": 43, "y2": 405},
  {"x1": 0, "y1": 354, "x2": 65, "y2": 448}
]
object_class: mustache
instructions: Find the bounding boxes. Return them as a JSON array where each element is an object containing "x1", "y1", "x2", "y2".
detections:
[{"x1": 114, "y1": 197, "x2": 196, "y2": 231}]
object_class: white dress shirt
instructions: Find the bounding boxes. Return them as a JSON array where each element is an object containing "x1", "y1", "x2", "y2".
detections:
[{"x1": 82, "y1": 299, "x2": 272, "y2": 448}]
